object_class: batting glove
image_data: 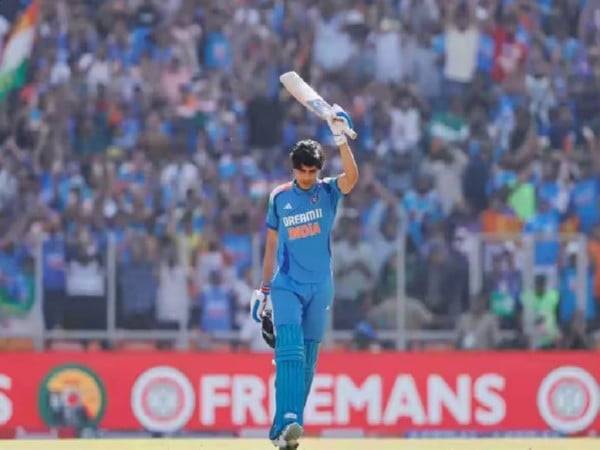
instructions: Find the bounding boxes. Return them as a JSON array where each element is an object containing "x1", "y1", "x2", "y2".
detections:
[
  {"x1": 327, "y1": 104, "x2": 354, "y2": 146},
  {"x1": 250, "y1": 283, "x2": 271, "y2": 323}
]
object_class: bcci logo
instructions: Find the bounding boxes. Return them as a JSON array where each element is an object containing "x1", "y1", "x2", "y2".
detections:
[
  {"x1": 38, "y1": 364, "x2": 107, "y2": 428},
  {"x1": 131, "y1": 366, "x2": 195, "y2": 433},
  {"x1": 537, "y1": 366, "x2": 599, "y2": 434}
]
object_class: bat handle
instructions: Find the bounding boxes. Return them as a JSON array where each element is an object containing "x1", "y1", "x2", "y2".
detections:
[
  {"x1": 346, "y1": 128, "x2": 358, "y2": 140},
  {"x1": 327, "y1": 111, "x2": 358, "y2": 140}
]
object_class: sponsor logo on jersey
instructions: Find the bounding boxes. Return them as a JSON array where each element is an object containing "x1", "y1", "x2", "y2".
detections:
[
  {"x1": 282, "y1": 208, "x2": 323, "y2": 240},
  {"x1": 282, "y1": 208, "x2": 323, "y2": 227}
]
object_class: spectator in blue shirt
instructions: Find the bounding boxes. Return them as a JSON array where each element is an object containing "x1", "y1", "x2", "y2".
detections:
[
  {"x1": 197, "y1": 270, "x2": 236, "y2": 334},
  {"x1": 42, "y1": 217, "x2": 67, "y2": 329},
  {"x1": 524, "y1": 198, "x2": 561, "y2": 268},
  {"x1": 569, "y1": 161, "x2": 600, "y2": 233}
]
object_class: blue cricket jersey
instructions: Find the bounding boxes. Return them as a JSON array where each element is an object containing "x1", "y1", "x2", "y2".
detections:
[
  {"x1": 266, "y1": 177, "x2": 344, "y2": 284},
  {"x1": 524, "y1": 210, "x2": 560, "y2": 266},
  {"x1": 570, "y1": 178, "x2": 600, "y2": 233}
]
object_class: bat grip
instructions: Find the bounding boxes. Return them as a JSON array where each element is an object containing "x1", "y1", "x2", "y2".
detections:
[
  {"x1": 326, "y1": 111, "x2": 358, "y2": 140},
  {"x1": 331, "y1": 112, "x2": 357, "y2": 140},
  {"x1": 345, "y1": 128, "x2": 358, "y2": 140}
]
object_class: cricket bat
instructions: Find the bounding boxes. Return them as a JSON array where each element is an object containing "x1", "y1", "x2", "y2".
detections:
[{"x1": 279, "y1": 71, "x2": 357, "y2": 140}]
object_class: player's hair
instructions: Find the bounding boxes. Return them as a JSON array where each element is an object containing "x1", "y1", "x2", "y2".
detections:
[{"x1": 289, "y1": 139, "x2": 325, "y2": 170}]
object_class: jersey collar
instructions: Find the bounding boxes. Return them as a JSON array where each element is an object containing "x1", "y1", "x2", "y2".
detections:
[{"x1": 293, "y1": 179, "x2": 319, "y2": 195}]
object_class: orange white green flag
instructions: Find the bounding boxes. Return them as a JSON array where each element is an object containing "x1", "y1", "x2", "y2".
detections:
[{"x1": 0, "y1": 1, "x2": 39, "y2": 101}]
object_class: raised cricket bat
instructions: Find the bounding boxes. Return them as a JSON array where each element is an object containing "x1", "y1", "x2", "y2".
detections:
[{"x1": 279, "y1": 71, "x2": 357, "y2": 140}]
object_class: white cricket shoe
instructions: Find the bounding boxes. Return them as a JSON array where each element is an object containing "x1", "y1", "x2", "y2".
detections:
[{"x1": 271, "y1": 422, "x2": 303, "y2": 449}]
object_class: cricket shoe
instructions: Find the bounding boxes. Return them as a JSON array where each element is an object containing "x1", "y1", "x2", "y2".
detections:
[{"x1": 271, "y1": 422, "x2": 303, "y2": 449}]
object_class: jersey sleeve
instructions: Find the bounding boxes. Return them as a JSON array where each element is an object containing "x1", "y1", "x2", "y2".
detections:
[
  {"x1": 323, "y1": 176, "x2": 344, "y2": 206},
  {"x1": 266, "y1": 191, "x2": 279, "y2": 230}
]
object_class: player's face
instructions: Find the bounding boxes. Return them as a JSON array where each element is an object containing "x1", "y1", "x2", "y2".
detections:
[{"x1": 293, "y1": 164, "x2": 319, "y2": 190}]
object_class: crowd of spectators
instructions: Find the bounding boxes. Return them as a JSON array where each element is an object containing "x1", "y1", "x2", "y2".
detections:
[{"x1": 1, "y1": 0, "x2": 600, "y2": 351}]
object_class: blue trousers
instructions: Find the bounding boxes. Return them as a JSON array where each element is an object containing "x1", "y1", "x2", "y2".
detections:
[
  {"x1": 271, "y1": 272, "x2": 333, "y2": 341},
  {"x1": 268, "y1": 271, "x2": 333, "y2": 439}
]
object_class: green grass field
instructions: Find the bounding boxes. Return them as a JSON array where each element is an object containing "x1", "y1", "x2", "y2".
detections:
[{"x1": 0, "y1": 439, "x2": 598, "y2": 450}]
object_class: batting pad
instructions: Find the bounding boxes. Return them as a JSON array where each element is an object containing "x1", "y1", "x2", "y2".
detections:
[
  {"x1": 271, "y1": 324, "x2": 305, "y2": 439},
  {"x1": 303, "y1": 340, "x2": 320, "y2": 411}
]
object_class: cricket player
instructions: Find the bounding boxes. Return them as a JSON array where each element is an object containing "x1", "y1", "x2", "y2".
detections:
[{"x1": 251, "y1": 106, "x2": 359, "y2": 449}]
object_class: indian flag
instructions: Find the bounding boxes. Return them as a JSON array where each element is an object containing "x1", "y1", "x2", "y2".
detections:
[{"x1": 0, "y1": 1, "x2": 39, "y2": 101}]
